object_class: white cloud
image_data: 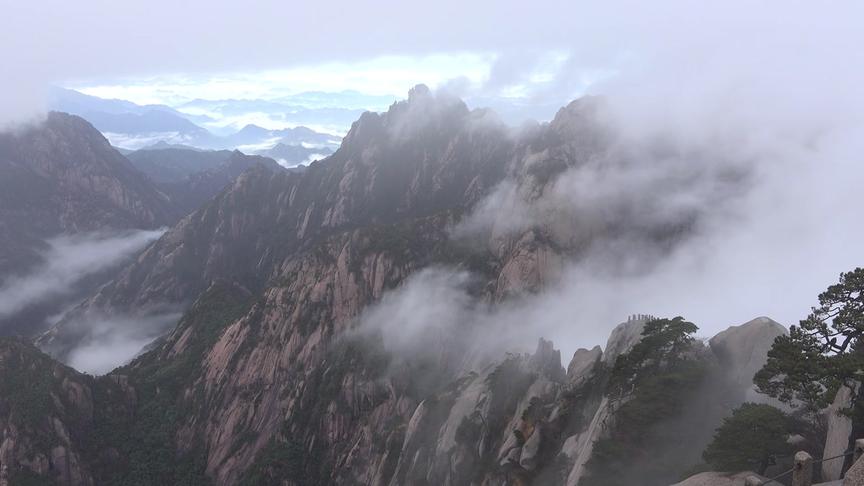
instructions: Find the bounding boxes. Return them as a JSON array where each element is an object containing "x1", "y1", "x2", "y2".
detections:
[
  {"x1": 3, "y1": 0, "x2": 861, "y2": 128},
  {"x1": 364, "y1": 1, "x2": 864, "y2": 362},
  {"x1": 0, "y1": 229, "x2": 164, "y2": 319},
  {"x1": 71, "y1": 54, "x2": 494, "y2": 107},
  {"x1": 65, "y1": 312, "x2": 181, "y2": 374},
  {"x1": 103, "y1": 131, "x2": 185, "y2": 150}
]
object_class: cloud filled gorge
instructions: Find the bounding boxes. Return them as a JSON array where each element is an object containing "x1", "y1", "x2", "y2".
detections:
[
  {"x1": 63, "y1": 312, "x2": 181, "y2": 375},
  {"x1": 0, "y1": 229, "x2": 164, "y2": 326}
]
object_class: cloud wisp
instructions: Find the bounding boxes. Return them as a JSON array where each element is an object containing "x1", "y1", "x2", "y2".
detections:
[{"x1": 0, "y1": 229, "x2": 164, "y2": 320}]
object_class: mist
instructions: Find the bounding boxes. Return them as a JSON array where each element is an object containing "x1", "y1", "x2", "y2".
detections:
[
  {"x1": 365, "y1": 92, "x2": 864, "y2": 364},
  {"x1": 63, "y1": 311, "x2": 182, "y2": 374},
  {"x1": 358, "y1": 2, "x2": 864, "y2": 364},
  {"x1": 0, "y1": 229, "x2": 164, "y2": 322}
]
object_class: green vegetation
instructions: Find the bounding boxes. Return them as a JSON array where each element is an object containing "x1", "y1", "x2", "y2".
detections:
[
  {"x1": 581, "y1": 317, "x2": 706, "y2": 486},
  {"x1": 702, "y1": 403, "x2": 793, "y2": 474},
  {"x1": 238, "y1": 422, "x2": 306, "y2": 486},
  {"x1": 0, "y1": 341, "x2": 58, "y2": 433},
  {"x1": 607, "y1": 317, "x2": 699, "y2": 400},
  {"x1": 236, "y1": 337, "x2": 381, "y2": 486},
  {"x1": 99, "y1": 282, "x2": 253, "y2": 486},
  {"x1": 695, "y1": 268, "x2": 864, "y2": 476},
  {"x1": 755, "y1": 268, "x2": 864, "y2": 417}
]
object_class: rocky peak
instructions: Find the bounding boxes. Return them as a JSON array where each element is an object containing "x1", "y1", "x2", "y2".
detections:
[
  {"x1": 708, "y1": 316, "x2": 787, "y2": 390},
  {"x1": 567, "y1": 345, "x2": 602, "y2": 385},
  {"x1": 0, "y1": 112, "x2": 174, "y2": 228},
  {"x1": 219, "y1": 150, "x2": 282, "y2": 176},
  {"x1": 544, "y1": 95, "x2": 609, "y2": 144},
  {"x1": 407, "y1": 83, "x2": 432, "y2": 101},
  {"x1": 602, "y1": 314, "x2": 656, "y2": 364},
  {"x1": 235, "y1": 124, "x2": 269, "y2": 136},
  {"x1": 529, "y1": 337, "x2": 566, "y2": 382}
]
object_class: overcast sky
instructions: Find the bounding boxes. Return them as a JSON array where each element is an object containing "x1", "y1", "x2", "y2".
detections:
[{"x1": 3, "y1": 1, "x2": 859, "y2": 119}]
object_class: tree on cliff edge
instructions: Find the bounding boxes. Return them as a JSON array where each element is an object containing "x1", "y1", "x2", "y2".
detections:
[{"x1": 755, "y1": 267, "x2": 864, "y2": 415}]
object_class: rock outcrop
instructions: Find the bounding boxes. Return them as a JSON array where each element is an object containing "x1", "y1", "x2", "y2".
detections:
[
  {"x1": 672, "y1": 471, "x2": 766, "y2": 486},
  {"x1": 823, "y1": 383, "x2": 859, "y2": 481},
  {"x1": 709, "y1": 316, "x2": 787, "y2": 392},
  {"x1": 0, "y1": 338, "x2": 133, "y2": 485}
]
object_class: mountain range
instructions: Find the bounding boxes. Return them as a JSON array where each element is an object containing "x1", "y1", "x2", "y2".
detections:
[
  {"x1": 0, "y1": 86, "x2": 816, "y2": 485},
  {"x1": 48, "y1": 87, "x2": 343, "y2": 152}
]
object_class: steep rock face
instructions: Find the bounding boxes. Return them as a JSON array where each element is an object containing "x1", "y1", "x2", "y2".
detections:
[
  {"x1": 43, "y1": 88, "x2": 514, "y2": 354},
  {"x1": 0, "y1": 338, "x2": 132, "y2": 486},
  {"x1": 567, "y1": 346, "x2": 602, "y2": 386},
  {"x1": 562, "y1": 316, "x2": 655, "y2": 486},
  {"x1": 4, "y1": 308, "x2": 787, "y2": 486},
  {"x1": 822, "y1": 383, "x2": 858, "y2": 481},
  {"x1": 0, "y1": 112, "x2": 174, "y2": 277},
  {"x1": 183, "y1": 230, "x2": 434, "y2": 484}
]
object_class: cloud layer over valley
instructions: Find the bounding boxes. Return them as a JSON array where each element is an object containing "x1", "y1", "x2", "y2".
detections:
[{"x1": 0, "y1": 229, "x2": 164, "y2": 322}]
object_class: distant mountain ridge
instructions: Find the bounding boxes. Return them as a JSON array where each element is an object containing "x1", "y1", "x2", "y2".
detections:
[
  {"x1": 126, "y1": 147, "x2": 236, "y2": 183},
  {"x1": 155, "y1": 150, "x2": 289, "y2": 216},
  {"x1": 48, "y1": 86, "x2": 206, "y2": 136},
  {"x1": 217, "y1": 123, "x2": 340, "y2": 149},
  {"x1": 48, "y1": 87, "x2": 344, "y2": 151}
]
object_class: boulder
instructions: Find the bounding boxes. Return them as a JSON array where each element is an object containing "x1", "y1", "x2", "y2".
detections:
[
  {"x1": 672, "y1": 471, "x2": 765, "y2": 486},
  {"x1": 843, "y1": 453, "x2": 864, "y2": 485},
  {"x1": 709, "y1": 316, "x2": 786, "y2": 390}
]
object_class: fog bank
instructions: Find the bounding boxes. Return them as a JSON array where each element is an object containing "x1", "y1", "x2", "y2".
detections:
[{"x1": 0, "y1": 229, "x2": 164, "y2": 322}]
